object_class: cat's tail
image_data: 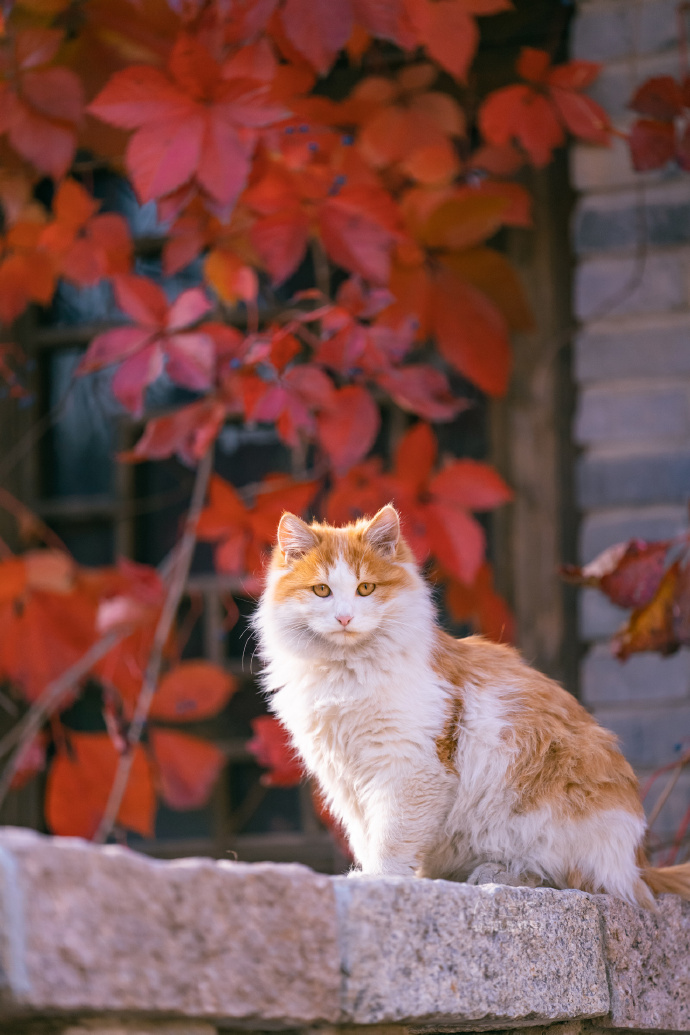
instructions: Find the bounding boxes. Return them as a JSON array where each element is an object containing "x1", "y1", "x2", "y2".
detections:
[{"x1": 642, "y1": 862, "x2": 690, "y2": 900}]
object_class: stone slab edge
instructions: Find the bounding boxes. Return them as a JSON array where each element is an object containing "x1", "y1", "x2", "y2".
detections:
[{"x1": 0, "y1": 829, "x2": 686, "y2": 1032}]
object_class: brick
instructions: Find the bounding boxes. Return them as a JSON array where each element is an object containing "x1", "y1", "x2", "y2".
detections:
[
  {"x1": 576, "y1": 450, "x2": 690, "y2": 507},
  {"x1": 579, "y1": 506, "x2": 687, "y2": 562},
  {"x1": 574, "y1": 252, "x2": 687, "y2": 321},
  {"x1": 575, "y1": 314, "x2": 690, "y2": 383},
  {"x1": 579, "y1": 586, "x2": 628, "y2": 641},
  {"x1": 574, "y1": 385, "x2": 690, "y2": 445},
  {"x1": 574, "y1": 186, "x2": 690, "y2": 255},
  {"x1": 572, "y1": 0, "x2": 678, "y2": 62},
  {"x1": 571, "y1": 3, "x2": 634, "y2": 62},
  {"x1": 581, "y1": 643, "x2": 690, "y2": 705},
  {"x1": 592, "y1": 703, "x2": 690, "y2": 768}
]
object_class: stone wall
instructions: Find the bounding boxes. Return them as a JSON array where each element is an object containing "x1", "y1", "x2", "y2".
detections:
[
  {"x1": 571, "y1": 0, "x2": 690, "y2": 841},
  {"x1": 0, "y1": 829, "x2": 688, "y2": 1035}
]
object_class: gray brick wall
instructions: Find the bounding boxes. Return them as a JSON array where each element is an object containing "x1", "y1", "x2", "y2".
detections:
[{"x1": 572, "y1": 0, "x2": 690, "y2": 849}]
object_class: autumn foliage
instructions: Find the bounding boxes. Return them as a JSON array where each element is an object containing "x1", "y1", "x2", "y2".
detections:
[{"x1": 0, "y1": 0, "x2": 612, "y2": 841}]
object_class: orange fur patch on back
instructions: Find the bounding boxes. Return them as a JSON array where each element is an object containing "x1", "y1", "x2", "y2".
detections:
[
  {"x1": 431, "y1": 632, "x2": 644, "y2": 824},
  {"x1": 504, "y1": 669, "x2": 643, "y2": 822},
  {"x1": 270, "y1": 518, "x2": 416, "y2": 602}
]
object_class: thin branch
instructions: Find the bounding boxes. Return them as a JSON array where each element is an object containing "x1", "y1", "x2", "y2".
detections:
[
  {"x1": 93, "y1": 447, "x2": 214, "y2": 844},
  {"x1": 0, "y1": 489, "x2": 69, "y2": 552},
  {"x1": 646, "y1": 758, "x2": 687, "y2": 830},
  {"x1": 310, "y1": 238, "x2": 332, "y2": 300},
  {"x1": 0, "y1": 627, "x2": 128, "y2": 811}
]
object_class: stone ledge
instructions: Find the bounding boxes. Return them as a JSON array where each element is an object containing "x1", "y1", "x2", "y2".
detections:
[{"x1": 0, "y1": 829, "x2": 687, "y2": 1032}]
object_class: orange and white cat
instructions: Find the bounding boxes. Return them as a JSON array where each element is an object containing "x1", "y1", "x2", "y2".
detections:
[{"x1": 255, "y1": 504, "x2": 690, "y2": 906}]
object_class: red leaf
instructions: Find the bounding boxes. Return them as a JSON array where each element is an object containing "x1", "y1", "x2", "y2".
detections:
[
  {"x1": 165, "y1": 332, "x2": 215, "y2": 392},
  {"x1": 326, "y1": 458, "x2": 392, "y2": 525},
  {"x1": 351, "y1": 0, "x2": 411, "y2": 46},
  {"x1": 550, "y1": 88, "x2": 609, "y2": 144},
  {"x1": 250, "y1": 210, "x2": 310, "y2": 284},
  {"x1": 15, "y1": 27, "x2": 62, "y2": 69},
  {"x1": 561, "y1": 538, "x2": 671, "y2": 610},
  {"x1": 612, "y1": 564, "x2": 680, "y2": 660},
  {"x1": 126, "y1": 398, "x2": 227, "y2": 463},
  {"x1": 445, "y1": 564, "x2": 514, "y2": 643},
  {"x1": 45, "y1": 734, "x2": 155, "y2": 839},
  {"x1": 167, "y1": 287, "x2": 211, "y2": 330},
  {"x1": 319, "y1": 187, "x2": 400, "y2": 285},
  {"x1": 196, "y1": 111, "x2": 252, "y2": 210},
  {"x1": 78, "y1": 327, "x2": 153, "y2": 374},
  {"x1": 53, "y1": 179, "x2": 99, "y2": 229},
  {"x1": 547, "y1": 59, "x2": 601, "y2": 92},
  {"x1": 248, "y1": 715, "x2": 303, "y2": 787},
  {"x1": 88, "y1": 65, "x2": 192, "y2": 129},
  {"x1": 150, "y1": 661, "x2": 236, "y2": 721},
  {"x1": 114, "y1": 274, "x2": 168, "y2": 327},
  {"x1": 126, "y1": 114, "x2": 205, "y2": 202},
  {"x1": 432, "y1": 268, "x2": 511, "y2": 396},
  {"x1": 111, "y1": 343, "x2": 164, "y2": 417},
  {"x1": 8, "y1": 97, "x2": 78, "y2": 180},
  {"x1": 430, "y1": 459, "x2": 513, "y2": 511},
  {"x1": 317, "y1": 384, "x2": 380, "y2": 473},
  {"x1": 426, "y1": 502, "x2": 486, "y2": 584},
  {"x1": 149, "y1": 729, "x2": 226, "y2": 810},
  {"x1": 280, "y1": 0, "x2": 353, "y2": 74},
  {"x1": 421, "y1": 192, "x2": 509, "y2": 251},
  {"x1": 480, "y1": 85, "x2": 564, "y2": 167},
  {"x1": 21, "y1": 66, "x2": 83, "y2": 123},
  {"x1": 0, "y1": 557, "x2": 28, "y2": 604},
  {"x1": 629, "y1": 119, "x2": 676, "y2": 171},
  {"x1": 198, "y1": 474, "x2": 248, "y2": 537},
  {"x1": 394, "y1": 422, "x2": 437, "y2": 494},
  {"x1": 0, "y1": 589, "x2": 97, "y2": 704},
  {"x1": 517, "y1": 47, "x2": 551, "y2": 84},
  {"x1": 629, "y1": 76, "x2": 684, "y2": 120},
  {"x1": 378, "y1": 364, "x2": 463, "y2": 421},
  {"x1": 423, "y1": 0, "x2": 478, "y2": 82}
]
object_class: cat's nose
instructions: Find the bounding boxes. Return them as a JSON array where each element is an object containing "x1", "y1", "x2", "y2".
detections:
[{"x1": 336, "y1": 614, "x2": 353, "y2": 627}]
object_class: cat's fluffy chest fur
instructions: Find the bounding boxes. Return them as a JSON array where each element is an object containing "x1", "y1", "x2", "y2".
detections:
[
  {"x1": 255, "y1": 504, "x2": 690, "y2": 906},
  {"x1": 270, "y1": 631, "x2": 455, "y2": 871}
]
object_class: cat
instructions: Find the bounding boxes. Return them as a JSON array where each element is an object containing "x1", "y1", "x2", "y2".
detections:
[{"x1": 254, "y1": 503, "x2": 690, "y2": 907}]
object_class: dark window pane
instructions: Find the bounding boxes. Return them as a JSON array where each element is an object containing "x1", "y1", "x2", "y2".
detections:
[
  {"x1": 50, "y1": 520, "x2": 114, "y2": 566},
  {"x1": 42, "y1": 349, "x2": 116, "y2": 498}
]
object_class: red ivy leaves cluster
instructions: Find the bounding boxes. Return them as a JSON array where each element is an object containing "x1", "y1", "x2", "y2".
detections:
[
  {"x1": 628, "y1": 76, "x2": 690, "y2": 171},
  {"x1": 0, "y1": 0, "x2": 612, "y2": 842},
  {"x1": 0, "y1": 550, "x2": 235, "y2": 838},
  {"x1": 479, "y1": 48, "x2": 609, "y2": 167},
  {"x1": 562, "y1": 536, "x2": 690, "y2": 660}
]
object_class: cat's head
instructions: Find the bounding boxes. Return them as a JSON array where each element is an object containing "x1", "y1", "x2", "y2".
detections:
[{"x1": 257, "y1": 505, "x2": 430, "y2": 660}]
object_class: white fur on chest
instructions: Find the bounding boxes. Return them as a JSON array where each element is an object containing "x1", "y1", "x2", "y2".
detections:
[{"x1": 271, "y1": 650, "x2": 447, "y2": 783}]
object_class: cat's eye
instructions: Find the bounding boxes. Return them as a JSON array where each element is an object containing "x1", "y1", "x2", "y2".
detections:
[
  {"x1": 357, "y1": 582, "x2": 376, "y2": 596},
  {"x1": 313, "y1": 584, "x2": 331, "y2": 597}
]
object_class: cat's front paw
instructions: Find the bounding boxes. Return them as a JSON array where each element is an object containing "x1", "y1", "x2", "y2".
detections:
[{"x1": 467, "y1": 862, "x2": 541, "y2": 888}]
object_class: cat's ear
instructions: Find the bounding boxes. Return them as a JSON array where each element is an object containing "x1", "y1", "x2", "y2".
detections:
[
  {"x1": 364, "y1": 505, "x2": 400, "y2": 556},
  {"x1": 277, "y1": 512, "x2": 318, "y2": 560}
]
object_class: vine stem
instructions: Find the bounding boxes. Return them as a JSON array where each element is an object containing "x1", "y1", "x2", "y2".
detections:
[{"x1": 93, "y1": 447, "x2": 214, "y2": 844}]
